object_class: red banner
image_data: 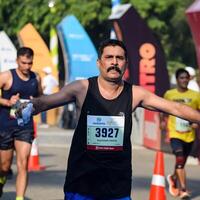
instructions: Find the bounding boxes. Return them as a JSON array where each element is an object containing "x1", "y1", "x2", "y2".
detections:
[
  {"x1": 186, "y1": 1, "x2": 200, "y2": 70},
  {"x1": 109, "y1": 4, "x2": 169, "y2": 150}
]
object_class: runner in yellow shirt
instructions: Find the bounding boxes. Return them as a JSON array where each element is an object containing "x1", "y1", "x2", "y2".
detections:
[{"x1": 164, "y1": 68, "x2": 200, "y2": 199}]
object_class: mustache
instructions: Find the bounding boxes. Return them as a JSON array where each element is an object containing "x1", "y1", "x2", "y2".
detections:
[{"x1": 107, "y1": 65, "x2": 122, "y2": 74}]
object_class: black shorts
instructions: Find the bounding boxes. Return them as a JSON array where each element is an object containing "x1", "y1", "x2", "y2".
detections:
[
  {"x1": 170, "y1": 138, "x2": 193, "y2": 157},
  {"x1": 0, "y1": 128, "x2": 34, "y2": 150}
]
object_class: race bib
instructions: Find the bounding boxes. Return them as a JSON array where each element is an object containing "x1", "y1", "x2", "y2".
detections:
[
  {"x1": 87, "y1": 115, "x2": 125, "y2": 151},
  {"x1": 175, "y1": 117, "x2": 191, "y2": 133}
]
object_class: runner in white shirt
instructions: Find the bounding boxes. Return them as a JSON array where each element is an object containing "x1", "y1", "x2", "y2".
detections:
[{"x1": 40, "y1": 66, "x2": 58, "y2": 127}]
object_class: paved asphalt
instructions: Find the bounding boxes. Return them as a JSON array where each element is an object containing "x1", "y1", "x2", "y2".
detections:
[{"x1": 2, "y1": 126, "x2": 200, "y2": 200}]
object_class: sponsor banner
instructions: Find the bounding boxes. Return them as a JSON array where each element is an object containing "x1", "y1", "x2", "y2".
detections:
[
  {"x1": 186, "y1": 1, "x2": 200, "y2": 70},
  {"x1": 57, "y1": 15, "x2": 99, "y2": 82},
  {"x1": 109, "y1": 4, "x2": 170, "y2": 150},
  {"x1": 109, "y1": 4, "x2": 169, "y2": 96},
  {"x1": 186, "y1": 2, "x2": 200, "y2": 159},
  {"x1": 18, "y1": 23, "x2": 59, "y2": 125},
  {"x1": 0, "y1": 31, "x2": 17, "y2": 72},
  {"x1": 18, "y1": 23, "x2": 58, "y2": 80},
  {"x1": 143, "y1": 110, "x2": 161, "y2": 150}
]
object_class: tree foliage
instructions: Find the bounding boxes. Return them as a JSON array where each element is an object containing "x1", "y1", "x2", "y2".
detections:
[
  {"x1": 125, "y1": 0, "x2": 197, "y2": 72},
  {"x1": 0, "y1": 0, "x2": 197, "y2": 72}
]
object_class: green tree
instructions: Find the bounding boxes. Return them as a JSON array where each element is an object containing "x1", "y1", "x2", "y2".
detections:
[
  {"x1": 0, "y1": 0, "x2": 111, "y2": 48},
  {"x1": 0, "y1": 0, "x2": 198, "y2": 74},
  {"x1": 125, "y1": 0, "x2": 197, "y2": 73}
]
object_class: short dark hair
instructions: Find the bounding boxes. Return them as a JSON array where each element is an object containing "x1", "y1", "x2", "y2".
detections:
[
  {"x1": 175, "y1": 68, "x2": 190, "y2": 79},
  {"x1": 98, "y1": 39, "x2": 128, "y2": 60},
  {"x1": 17, "y1": 47, "x2": 34, "y2": 58}
]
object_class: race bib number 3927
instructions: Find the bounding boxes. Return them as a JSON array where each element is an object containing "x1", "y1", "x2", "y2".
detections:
[{"x1": 87, "y1": 115, "x2": 125, "y2": 151}]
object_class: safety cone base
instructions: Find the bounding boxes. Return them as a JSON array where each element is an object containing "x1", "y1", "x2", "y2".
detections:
[
  {"x1": 28, "y1": 122, "x2": 46, "y2": 172},
  {"x1": 28, "y1": 153, "x2": 46, "y2": 172},
  {"x1": 28, "y1": 165, "x2": 46, "y2": 171}
]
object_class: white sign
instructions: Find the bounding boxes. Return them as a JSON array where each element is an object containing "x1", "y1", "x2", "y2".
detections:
[{"x1": 0, "y1": 31, "x2": 17, "y2": 72}]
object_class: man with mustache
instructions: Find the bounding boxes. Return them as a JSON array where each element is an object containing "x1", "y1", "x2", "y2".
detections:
[
  {"x1": 16, "y1": 39, "x2": 200, "y2": 200},
  {"x1": 107, "y1": 65, "x2": 122, "y2": 74}
]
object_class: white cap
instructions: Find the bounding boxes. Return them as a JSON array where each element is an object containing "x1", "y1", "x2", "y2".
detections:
[
  {"x1": 43, "y1": 66, "x2": 52, "y2": 74},
  {"x1": 185, "y1": 66, "x2": 196, "y2": 76}
]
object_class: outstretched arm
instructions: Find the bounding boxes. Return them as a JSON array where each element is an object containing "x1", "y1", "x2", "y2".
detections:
[
  {"x1": 133, "y1": 86, "x2": 200, "y2": 123},
  {"x1": 31, "y1": 79, "x2": 87, "y2": 114}
]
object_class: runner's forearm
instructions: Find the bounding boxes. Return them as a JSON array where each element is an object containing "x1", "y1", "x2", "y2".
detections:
[{"x1": 30, "y1": 92, "x2": 75, "y2": 115}]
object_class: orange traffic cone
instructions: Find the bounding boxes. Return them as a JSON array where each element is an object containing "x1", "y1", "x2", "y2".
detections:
[
  {"x1": 28, "y1": 122, "x2": 46, "y2": 171},
  {"x1": 149, "y1": 151, "x2": 166, "y2": 200}
]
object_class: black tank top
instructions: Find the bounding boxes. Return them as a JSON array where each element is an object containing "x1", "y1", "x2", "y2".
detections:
[
  {"x1": 0, "y1": 69, "x2": 39, "y2": 131},
  {"x1": 64, "y1": 77, "x2": 133, "y2": 198}
]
